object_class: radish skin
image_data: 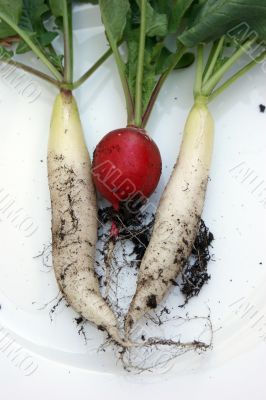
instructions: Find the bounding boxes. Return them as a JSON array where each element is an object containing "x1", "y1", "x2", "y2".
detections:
[
  {"x1": 92, "y1": 127, "x2": 162, "y2": 210},
  {"x1": 47, "y1": 91, "x2": 129, "y2": 346},
  {"x1": 125, "y1": 100, "x2": 214, "y2": 334}
]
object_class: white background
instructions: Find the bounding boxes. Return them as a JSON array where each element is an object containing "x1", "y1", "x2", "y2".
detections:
[{"x1": 0, "y1": 4, "x2": 266, "y2": 396}]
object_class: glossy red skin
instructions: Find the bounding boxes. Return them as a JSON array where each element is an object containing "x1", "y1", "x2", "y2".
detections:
[{"x1": 92, "y1": 127, "x2": 162, "y2": 209}]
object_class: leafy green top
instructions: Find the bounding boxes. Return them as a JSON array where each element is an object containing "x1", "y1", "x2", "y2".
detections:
[
  {"x1": 99, "y1": 0, "x2": 195, "y2": 127},
  {"x1": 180, "y1": 0, "x2": 266, "y2": 47},
  {"x1": 1, "y1": 0, "x2": 266, "y2": 107},
  {"x1": 177, "y1": 0, "x2": 266, "y2": 104},
  {"x1": 0, "y1": 0, "x2": 110, "y2": 89}
]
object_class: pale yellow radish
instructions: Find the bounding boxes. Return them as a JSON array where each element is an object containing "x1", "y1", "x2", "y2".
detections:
[
  {"x1": 48, "y1": 91, "x2": 129, "y2": 346},
  {"x1": 125, "y1": 99, "x2": 214, "y2": 334}
]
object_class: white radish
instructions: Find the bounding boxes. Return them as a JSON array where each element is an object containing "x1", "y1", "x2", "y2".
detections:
[
  {"x1": 48, "y1": 90, "x2": 129, "y2": 346},
  {"x1": 125, "y1": 99, "x2": 214, "y2": 334}
]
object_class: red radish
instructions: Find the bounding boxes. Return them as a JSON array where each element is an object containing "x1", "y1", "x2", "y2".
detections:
[{"x1": 92, "y1": 127, "x2": 162, "y2": 210}]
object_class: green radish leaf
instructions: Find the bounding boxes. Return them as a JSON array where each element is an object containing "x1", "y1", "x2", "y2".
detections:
[
  {"x1": 125, "y1": 0, "x2": 197, "y2": 121},
  {"x1": 155, "y1": 48, "x2": 195, "y2": 74},
  {"x1": 126, "y1": 28, "x2": 139, "y2": 99},
  {"x1": 13, "y1": 0, "x2": 63, "y2": 71},
  {"x1": 49, "y1": 0, "x2": 64, "y2": 17},
  {"x1": 154, "y1": 0, "x2": 195, "y2": 33},
  {"x1": 124, "y1": 1, "x2": 170, "y2": 116},
  {"x1": 19, "y1": 0, "x2": 49, "y2": 32},
  {"x1": 15, "y1": 33, "x2": 35, "y2": 54},
  {"x1": 101, "y1": 0, "x2": 196, "y2": 124},
  {"x1": 49, "y1": 0, "x2": 89, "y2": 17},
  {"x1": 154, "y1": 46, "x2": 175, "y2": 75},
  {"x1": 145, "y1": 2, "x2": 167, "y2": 37},
  {"x1": 133, "y1": 1, "x2": 168, "y2": 37},
  {"x1": 141, "y1": 38, "x2": 158, "y2": 113},
  {"x1": 99, "y1": 0, "x2": 130, "y2": 44},
  {"x1": 126, "y1": 31, "x2": 161, "y2": 107},
  {"x1": 76, "y1": 0, "x2": 99, "y2": 3},
  {"x1": 15, "y1": 31, "x2": 57, "y2": 54},
  {"x1": 168, "y1": 0, "x2": 195, "y2": 33},
  {"x1": 179, "y1": 0, "x2": 266, "y2": 47},
  {"x1": 0, "y1": 0, "x2": 23, "y2": 38},
  {"x1": 0, "y1": 45, "x2": 13, "y2": 59},
  {"x1": 174, "y1": 52, "x2": 195, "y2": 69},
  {"x1": 15, "y1": 41, "x2": 29, "y2": 54},
  {"x1": 45, "y1": 1, "x2": 64, "y2": 33},
  {"x1": 47, "y1": 52, "x2": 64, "y2": 71},
  {"x1": 38, "y1": 30, "x2": 58, "y2": 46}
]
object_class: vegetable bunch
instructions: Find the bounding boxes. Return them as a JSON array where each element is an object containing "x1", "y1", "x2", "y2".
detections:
[{"x1": 1, "y1": 0, "x2": 266, "y2": 349}]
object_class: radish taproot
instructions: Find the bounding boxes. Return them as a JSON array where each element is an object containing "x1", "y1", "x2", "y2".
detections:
[
  {"x1": 48, "y1": 90, "x2": 130, "y2": 345},
  {"x1": 92, "y1": 127, "x2": 162, "y2": 210},
  {"x1": 125, "y1": 0, "x2": 266, "y2": 334},
  {"x1": 0, "y1": 0, "x2": 128, "y2": 345},
  {"x1": 125, "y1": 99, "x2": 214, "y2": 332},
  {"x1": 96, "y1": 0, "x2": 194, "y2": 209}
]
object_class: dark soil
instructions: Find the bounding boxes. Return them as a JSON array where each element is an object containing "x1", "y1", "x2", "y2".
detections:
[
  {"x1": 98, "y1": 206, "x2": 214, "y2": 304},
  {"x1": 259, "y1": 104, "x2": 266, "y2": 113},
  {"x1": 98, "y1": 203, "x2": 154, "y2": 263},
  {"x1": 146, "y1": 294, "x2": 157, "y2": 309},
  {"x1": 179, "y1": 220, "x2": 214, "y2": 304},
  {"x1": 74, "y1": 316, "x2": 88, "y2": 342}
]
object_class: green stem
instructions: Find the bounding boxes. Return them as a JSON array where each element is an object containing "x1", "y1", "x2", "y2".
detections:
[
  {"x1": 203, "y1": 36, "x2": 225, "y2": 84},
  {"x1": 134, "y1": 0, "x2": 146, "y2": 127},
  {"x1": 193, "y1": 44, "x2": 204, "y2": 97},
  {"x1": 209, "y1": 51, "x2": 266, "y2": 102},
  {"x1": 71, "y1": 47, "x2": 113, "y2": 90},
  {"x1": 141, "y1": 46, "x2": 186, "y2": 128},
  {"x1": 202, "y1": 41, "x2": 219, "y2": 79},
  {"x1": 202, "y1": 38, "x2": 256, "y2": 96},
  {"x1": 100, "y1": 5, "x2": 134, "y2": 125},
  {"x1": 47, "y1": 43, "x2": 64, "y2": 74},
  {"x1": 141, "y1": 74, "x2": 164, "y2": 128},
  {"x1": 62, "y1": 0, "x2": 73, "y2": 83},
  {"x1": 0, "y1": 58, "x2": 60, "y2": 87},
  {"x1": 112, "y1": 44, "x2": 134, "y2": 124},
  {"x1": 0, "y1": 11, "x2": 63, "y2": 81}
]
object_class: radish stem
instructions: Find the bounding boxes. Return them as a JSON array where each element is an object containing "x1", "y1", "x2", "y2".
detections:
[
  {"x1": 202, "y1": 39, "x2": 256, "y2": 95},
  {"x1": 0, "y1": 11, "x2": 63, "y2": 81},
  {"x1": 99, "y1": 3, "x2": 135, "y2": 125},
  {"x1": 71, "y1": 47, "x2": 113, "y2": 90},
  {"x1": 0, "y1": 47, "x2": 113, "y2": 90},
  {"x1": 62, "y1": 0, "x2": 74, "y2": 83},
  {"x1": 110, "y1": 44, "x2": 135, "y2": 124},
  {"x1": 194, "y1": 44, "x2": 204, "y2": 97},
  {"x1": 203, "y1": 36, "x2": 225, "y2": 85},
  {"x1": 209, "y1": 50, "x2": 266, "y2": 102},
  {"x1": 141, "y1": 46, "x2": 186, "y2": 127},
  {"x1": 0, "y1": 58, "x2": 60, "y2": 87},
  {"x1": 134, "y1": 0, "x2": 147, "y2": 127}
]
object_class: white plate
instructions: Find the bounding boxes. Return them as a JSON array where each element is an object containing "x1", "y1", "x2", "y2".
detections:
[{"x1": 0, "y1": 3, "x2": 266, "y2": 391}]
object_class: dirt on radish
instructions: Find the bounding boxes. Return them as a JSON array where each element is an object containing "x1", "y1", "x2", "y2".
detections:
[
  {"x1": 34, "y1": 199, "x2": 215, "y2": 370},
  {"x1": 37, "y1": 204, "x2": 215, "y2": 320},
  {"x1": 97, "y1": 205, "x2": 214, "y2": 306},
  {"x1": 48, "y1": 91, "x2": 130, "y2": 347},
  {"x1": 96, "y1": 209, "x2": 214, "y2": 372}
]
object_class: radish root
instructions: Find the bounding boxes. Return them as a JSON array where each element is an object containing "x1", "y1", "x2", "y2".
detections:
[
  {"x1": 125, "y1": 101, "x2": 214, "y2": 335},
  {"x1": 48, "y1": 91, "x2": 131, "y2": 347}
]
